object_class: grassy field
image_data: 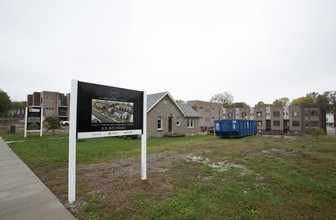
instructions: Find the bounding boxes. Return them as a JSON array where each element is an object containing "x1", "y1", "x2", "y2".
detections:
[{"x1": 1, "y1": 128, "x2": 336, "y2": 219}]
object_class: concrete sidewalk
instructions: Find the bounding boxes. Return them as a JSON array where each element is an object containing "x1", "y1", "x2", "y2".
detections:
[{"x1": 0, "y1": 137, "x2": 75, "y2": 220}]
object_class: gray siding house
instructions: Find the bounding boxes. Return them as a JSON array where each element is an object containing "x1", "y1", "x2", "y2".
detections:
[{"x1": 147, "y1": 92, "x2": 201, "y2": 138}]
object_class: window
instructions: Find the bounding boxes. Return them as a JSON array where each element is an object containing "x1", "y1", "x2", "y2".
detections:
[
  {"x1": 292, "y1": 111, "x2": 300, "y2": 117},
  {"x1": 157, "y1": 117, "x2": 163, "y2": 130},
  {"x1": 228, "y1": 113, "x2": 233, "y2": 118},
  {"x1": 187, "y1": 118, "x2": 194, "y2": 128},
  {"x1": 304, "y1": 109, "x2": 308, "y2": 117},
  {"x1": 305, "y1": 121, "x2": 309, "y2": 127},
  {"x1": 242, "y1": 112, "x2": 247, "y2": 118},
  {"x1": 59, "y1": 108, "x2": 67, "y2": 116},
  {"x1": 199, "y1": 107, "x2": 203, "y2": 109},
  {"x1": 176, "y1": 117, "x2": 180, "y2": 126},
  {"x1": 257, "y1": 121, "x2": 263, "y2": 126},
  {"x1": 310, "y1": 110, "x2": 318, "y2": 116},
  {"x1": 256, "y1": 112, "x2": 262, "y2": 117},
  {"x1": 273, "y1": 111, "x2": 280, "y2": 117},
  {"x1": 311, "y1": 121, "x2": 319, "y2": 127},
  {"x1": 292, "y1": 121, "x2": 300, "y2": 127},
  {"x1": 273, "y1": 121, "x2": 280, "y2": 126}
]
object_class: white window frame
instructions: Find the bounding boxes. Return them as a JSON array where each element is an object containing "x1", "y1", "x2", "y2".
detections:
[
  {"x1": 187, "y1": 118, "x2": 194, "y2": 128},
  {"x1": 176, "y1": 117, "x2": 181, "y2": 126},
  {"x1": 292, "y1": 111, "x2": 300, "y2": 117}
]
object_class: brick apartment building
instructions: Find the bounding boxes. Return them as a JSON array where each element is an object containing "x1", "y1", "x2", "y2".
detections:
[
  {"x1": 27, "y1": 91, "x2": 70, "y2": 121},
  {"x1": 223, "y1": 105, "x2": 326, "y2": 134},
  {"x1": 187, "y1": 100, "x2": 223, "y2": 134}
]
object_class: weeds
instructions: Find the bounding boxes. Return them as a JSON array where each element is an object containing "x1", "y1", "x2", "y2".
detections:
[{"x1": 2, "y1": 133, "x2": 336, "y2": 219}]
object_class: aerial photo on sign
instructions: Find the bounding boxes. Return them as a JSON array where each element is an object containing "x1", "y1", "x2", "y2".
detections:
[{"x1": 91, "y1": 99, "x2": 134, "y2": 124}]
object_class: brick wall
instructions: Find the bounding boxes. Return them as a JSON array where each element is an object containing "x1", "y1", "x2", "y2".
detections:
[{"x1": 147, "y1": 96, "x2": 199, "y2": 138}]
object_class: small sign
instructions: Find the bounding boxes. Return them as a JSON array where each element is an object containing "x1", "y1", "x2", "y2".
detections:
[
  {"x1": 27, "y1": 107, "x2": 41, "y2": 130},
  {"x1": 24, "y1": 107, "x2": 43, "y2": 137}
]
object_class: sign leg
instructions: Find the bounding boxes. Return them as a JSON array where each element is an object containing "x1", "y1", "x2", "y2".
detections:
[{"x1": 141, "y1": 91, "x2": 147, "y2": 180}]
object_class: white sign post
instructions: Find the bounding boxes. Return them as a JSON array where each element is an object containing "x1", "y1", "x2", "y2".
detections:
[
  {"x1": 68, "y1": 80, "x2": 147, "y2": 203},
  {"x1": 141, "y1": 91, "x2": 147, "y2": 180},
  {"x1": 68, "y1": 80, "x2": 78, "y2": 203}
]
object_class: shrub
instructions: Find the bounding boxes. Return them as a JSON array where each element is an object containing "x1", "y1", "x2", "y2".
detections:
[
  {"x1": 45, "y1": 116, "x2": 61, "y2": 135},
  {"x1": 314, "y1": 128, "x2": 325, "y2": 136}
]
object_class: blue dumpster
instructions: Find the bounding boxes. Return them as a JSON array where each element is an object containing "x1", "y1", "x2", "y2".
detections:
[{"x1": 214, "y1": 119, "x2": 257, "y2": 138}]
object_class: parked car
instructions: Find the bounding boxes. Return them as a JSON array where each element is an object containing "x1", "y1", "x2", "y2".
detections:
[{"x1": 60, "y1": 121, "x2": 70, "y2": 126}]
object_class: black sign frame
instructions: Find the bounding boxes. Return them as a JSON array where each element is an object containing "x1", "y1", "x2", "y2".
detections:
[{"x1": 76, "y1": 81, "x2": 144, "y2": 138}]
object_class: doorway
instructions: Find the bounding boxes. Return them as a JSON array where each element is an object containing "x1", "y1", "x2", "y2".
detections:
[
  {"x1": 168, "y1": 116, "x2": 173, "y2": 134},
  {"x1": 283, "y1": 120, "x2": 289, "y2": 134},
  {"x1": 266, "y1": 120, "x2": 271, "y2": 132}
]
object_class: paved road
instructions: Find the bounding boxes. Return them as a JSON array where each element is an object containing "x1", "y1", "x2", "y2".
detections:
[
  {"x1": 92, "y1": 109, "x2": 117, "y2": 123},
  {"x1": 0, "y1": 137, "x2": 75, "y2": 220}
]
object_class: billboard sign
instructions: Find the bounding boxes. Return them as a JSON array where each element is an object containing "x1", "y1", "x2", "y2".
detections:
[
  {"x1": 68, "y1": 80, "x2": 147, "y2": 203},
  {"x1": 76, "y1": 81, "x2": 144, "y2": 139}
]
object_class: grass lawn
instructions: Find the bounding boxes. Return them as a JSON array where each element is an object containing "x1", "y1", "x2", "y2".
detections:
[{"x1": 1, "y1": 128, "x2": 336, "y2": 219}]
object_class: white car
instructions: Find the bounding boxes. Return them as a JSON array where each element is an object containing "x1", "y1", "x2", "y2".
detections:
[{"x1": 60, "y1": 121, "x2": 70, "y2": 126}]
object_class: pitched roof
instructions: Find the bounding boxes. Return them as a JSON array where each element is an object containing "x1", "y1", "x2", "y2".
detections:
[
  {"x1": 177, "y1": 103, "x2": 202, "y2": 118},
  {"x1": 147, "y1": 92, "x2": 167, "y2": 111},
  {"x1": 147, "y1": 91, "x2": 201, "y2": 118}
]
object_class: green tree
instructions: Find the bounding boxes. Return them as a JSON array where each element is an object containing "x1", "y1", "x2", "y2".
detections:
[
  {"x1": 291, "y1": 97, "x2": 316, "y2": 106},
  {"x1": 12, "y1": 101, "x2": 27, "y2": 109},
  {"x1": 210, "y1": 91, "x2": 234, "y2": 108},
  {"x1": 0, "y1": 89, "x2": 12, "y2": 115},
  {"x1": 255, "y1": 101, "x2": 272, "y2": 107},
  {"x1": 45, "y1": 116, "x2": 61, "y2": 135},
  {"x1": 328, "y1": 91, "x2": 336, "y2": 118},
  {"x1": 306, "y1": 92, "x2": 319, "y2": 101},
  {"x1": 273, "y1": 97, "x2": 290, "y2": 106},
  {"x1": 232, "y1": 102, "x2": 250, "y2": 108},
  {"x1": 316, "y1": 92, "x2": 330, "y2": 110}
]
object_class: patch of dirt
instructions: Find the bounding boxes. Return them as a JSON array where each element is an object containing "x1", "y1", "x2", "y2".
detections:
[
  {"x1": 261, "y1": 135, "x2": 296, "y2": 140},
  {"x1": 62, "y1": 145, "x2": 251, "y2": 217},
  {"x1": 70, "y1": 149, "x2": 192, "y2": 215}
]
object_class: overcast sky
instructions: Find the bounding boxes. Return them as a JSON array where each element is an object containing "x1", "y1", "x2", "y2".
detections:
[{"x1": 1, "y1": 0, "x2": 335, "y2": 106}]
